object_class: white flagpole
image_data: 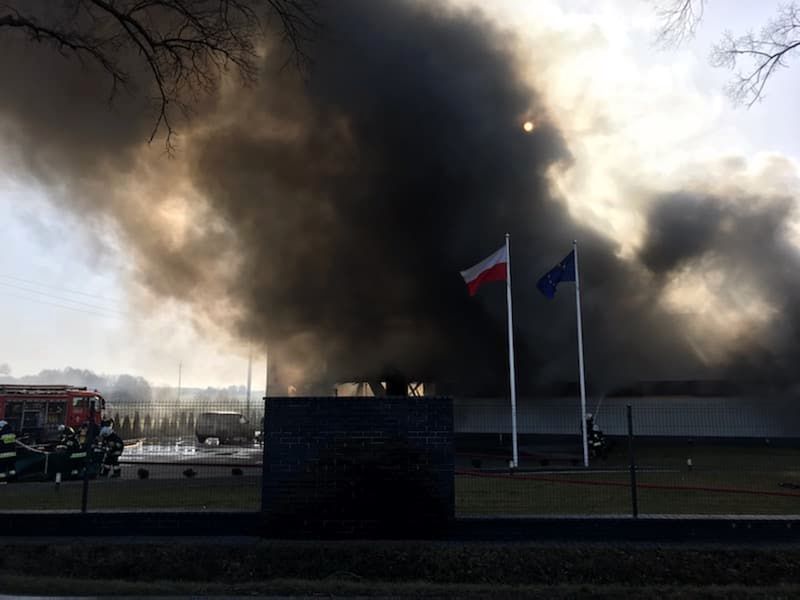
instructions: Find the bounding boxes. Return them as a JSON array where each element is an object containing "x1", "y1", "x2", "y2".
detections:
[
  {"x1": 573, "y1": 239, "x2": 589, "y2": 468},
  {"x1": 505, "y1": 233, "x2": 519, "y2": 469}
]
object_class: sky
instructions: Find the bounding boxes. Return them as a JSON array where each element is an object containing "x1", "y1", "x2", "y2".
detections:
[{"x1": 0, "y1": 0, "x2": 797, "y2": 387}]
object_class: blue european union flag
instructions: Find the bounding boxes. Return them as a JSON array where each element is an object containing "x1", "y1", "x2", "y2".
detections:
[{"x1": 536, "y1": 250, "x2": 576, "y2": 299}]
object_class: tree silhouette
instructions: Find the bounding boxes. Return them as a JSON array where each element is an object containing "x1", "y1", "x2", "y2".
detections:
[
  {"x1": 0, "y1": 0, "x2": 318, "y2": 148},
  {"x1": 133, "y1": 411, "x2": 142, "y2": 438},
  {"x1": 656, "y1": 0, "x2": 800, "y2": 105},
  {"x1": 120, "y1": 415, "x2": 133, "y2": 438}
]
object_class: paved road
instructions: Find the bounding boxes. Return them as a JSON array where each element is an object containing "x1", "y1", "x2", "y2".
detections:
[
  {"x1": 118, "y1": 442, "x2": 262, "y2": 479},
  {"x1": 0, "y1": 596, "x2": 313, "y2": 600},
  {"x1": 122, "y1": 441, "x2": 262, "y2": 463},
  {"x1": 117, "y1": 442, "x2": 661, "y2": 479}
]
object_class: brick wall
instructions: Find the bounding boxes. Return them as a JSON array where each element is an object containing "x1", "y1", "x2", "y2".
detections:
[{"x1": 261, "y1": 396, "x2": 454, "y2": 538}]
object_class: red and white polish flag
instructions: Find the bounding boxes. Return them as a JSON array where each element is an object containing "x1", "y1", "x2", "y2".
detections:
[{"x1": 460, "y1": 245, "x2": 508, "y2": 296}]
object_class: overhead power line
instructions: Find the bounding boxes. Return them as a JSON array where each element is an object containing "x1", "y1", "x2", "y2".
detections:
[
  {"x1": 0, "y1": 280, "x2": 128, "y2": 317},
  {"x1": 0, "y1": 273, "x2": 124, "y2": 305},
  {"x1": 0, "y1": 289, "x2": 122, "y2": 320}
]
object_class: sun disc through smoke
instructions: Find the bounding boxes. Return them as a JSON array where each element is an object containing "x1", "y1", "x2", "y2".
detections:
[{"x1": 523, "y1": 120, "x2": 534, "y2": 133}]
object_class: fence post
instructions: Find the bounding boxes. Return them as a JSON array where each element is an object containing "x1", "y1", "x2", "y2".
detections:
[
  {"x1": 260, "y1": 397, "x2": 268, "y2": 517},
  {"x1": 627, "y1": 404, "x2": 638, "y2": 518},
  {"x1": 81, "y1": 400, "x2": 96, "y2": 513}
]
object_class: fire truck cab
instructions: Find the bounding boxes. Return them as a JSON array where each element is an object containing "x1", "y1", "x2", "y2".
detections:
[{"x1": 0, "y1": 385, "x2": 106, "y2": 444}]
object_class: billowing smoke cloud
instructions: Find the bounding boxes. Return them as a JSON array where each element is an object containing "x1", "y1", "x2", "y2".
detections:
[
  {"x1": 1, "y1": 0, "x2": 798, "y2": 394},
  {"x1": 641, "y1": 190, "x2": 800, "y2": 385}
]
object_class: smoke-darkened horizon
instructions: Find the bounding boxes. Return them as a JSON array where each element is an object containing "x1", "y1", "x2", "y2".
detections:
[{"x1": 1, "y1": 0, "x2": 798, "y2": 394}]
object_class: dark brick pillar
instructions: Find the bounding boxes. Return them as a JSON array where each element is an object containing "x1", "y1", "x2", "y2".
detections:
[{"x1": 261, "y1": 396, "x2": 454, "y2": 538}]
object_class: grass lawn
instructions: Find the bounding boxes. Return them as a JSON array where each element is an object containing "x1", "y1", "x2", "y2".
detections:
[
  {"x1": 2, "y1": 443, "x2": 799, "y2": 515},
  {"x1": 457, "y1": 443, "x2": 800, "y2": 516},
  {"x1": 0, "y1": 476, "x2": 261, "y2": 510},
  {"x1": 456, "y1": 469, "x2": 800, "y2": 516}
]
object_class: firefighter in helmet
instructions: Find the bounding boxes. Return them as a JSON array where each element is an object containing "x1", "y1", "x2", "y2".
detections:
[
  {"x1": 0, "y1": 419, "x2": 17, "y2": 483},
  {"x1": 77, "y1": 420, "x2": 99, "y2": 448},
  {"x1": 57, "y1": 423, "x2": 85, "y2": 478},
  {"x1": 584, "y1": 413, "x2": 608, "y2": 459},
  {"x1": 56, "y1": 424, "x2": 79, "y2": 451},
  {"x1": 97, "y1": 419, "x2": 124, "y2": 478}
]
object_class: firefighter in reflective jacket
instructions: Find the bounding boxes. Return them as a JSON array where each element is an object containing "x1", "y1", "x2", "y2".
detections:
[
  {"x1": 97, "y1": 420, "x2": 123, "y2": 478},
  {"x1": 57, "y1": 424, "x2": 85, "y2": 477},
  {"x1": 0, "y1": 420, "x2": 16, "y2": 483}
]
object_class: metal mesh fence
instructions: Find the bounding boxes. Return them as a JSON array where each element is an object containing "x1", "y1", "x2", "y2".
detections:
[
  {"x1": 3, "y1": 393, "x2": 800, "y2": 518},
  {"x1": 1, "y1": 396, "x2": 263, "y2": 512},
  {"x1": 455, "y1": 399, "x2": 800, "y2": 517}
]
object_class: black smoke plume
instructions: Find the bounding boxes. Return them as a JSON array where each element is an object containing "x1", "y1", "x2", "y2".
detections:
[
  {"x1": 641, "y1": 191, "x2": 800, "y2": 386},
  {"x1": 0, "y1": 1, "x2": 797, "y2": 394}
]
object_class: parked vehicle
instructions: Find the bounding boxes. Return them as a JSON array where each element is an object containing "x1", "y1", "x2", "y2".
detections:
[
  {"x1": 0, "y1": 385, "x2": 106, "y2": 444},
  {"x1": 195, "y1": 411, "x2": 253, "y2": 444}
]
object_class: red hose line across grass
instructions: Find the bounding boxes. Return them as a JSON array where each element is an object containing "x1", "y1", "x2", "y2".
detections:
[{"x1": 456, "y1": 469, "x2": 800, "y2": 499}]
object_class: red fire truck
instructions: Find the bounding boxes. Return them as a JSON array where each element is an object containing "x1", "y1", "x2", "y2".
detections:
[{"x1": 0, "y1": 385, "x2": 106, "y2": 443}]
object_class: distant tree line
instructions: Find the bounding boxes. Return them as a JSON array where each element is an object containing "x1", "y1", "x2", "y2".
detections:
[
  {"x1": 112, "y1": 410, "x2": 196, "y2": 440},
  {"x1": 1, "y1": 367, "x2": 263, "y2": 440}
]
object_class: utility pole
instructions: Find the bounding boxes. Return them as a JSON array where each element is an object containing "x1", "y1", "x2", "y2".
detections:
[
  {"x1": 177, "y1": 361, "x2": 182, "y2": 404},
  {"x1": 264, "y1": 345, "x2": 269, "y2": 398},
  {"x1": 246, "y1": 351, "x2": 252, "y2": 420}
]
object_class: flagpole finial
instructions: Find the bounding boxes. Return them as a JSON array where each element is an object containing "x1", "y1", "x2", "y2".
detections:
[
  {"x1": 573, "y1": 239, "x2": 577, "y2": 246},
  {"x1": 505, "y1": 232, "x2": 510, "y2": 239}
]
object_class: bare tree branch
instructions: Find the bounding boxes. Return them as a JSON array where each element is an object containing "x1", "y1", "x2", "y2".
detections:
[
  {"x1": 654, "y1": 0, "x2": 705, "y2": 47},
  {"x1": 0, "y1": 8, "x2": 128, "y2": 101},
  {"x1": 267, "y1": 0, "x2": 318, "y2": 71},
  {"x1": 654, "y1": 0, "x2": 800, "y2": 106},
  {"x1": 711, "y1": 3, "x2": 800, "y2": 106},
  {"x1": 0, "y1": 0, "x2": 319, "y2": 151}
]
